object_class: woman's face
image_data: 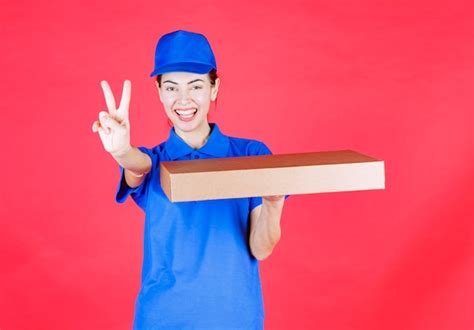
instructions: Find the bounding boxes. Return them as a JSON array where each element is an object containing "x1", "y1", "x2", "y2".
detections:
[{"x1": 156, "y1": 71, "x2": 219, "y2": 134}]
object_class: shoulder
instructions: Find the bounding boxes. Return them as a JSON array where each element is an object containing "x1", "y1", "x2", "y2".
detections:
[{"x1": 226, "y1": 135, "x2": 272, "y2": 157}]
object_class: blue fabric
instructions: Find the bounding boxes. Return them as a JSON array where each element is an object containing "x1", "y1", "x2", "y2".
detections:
[
  {"x1": 115, "y1": 123, "x2": 289, "y2": 329},
  {"x1": 150, "y1": 30, "x2": 217, "y2": 77}
]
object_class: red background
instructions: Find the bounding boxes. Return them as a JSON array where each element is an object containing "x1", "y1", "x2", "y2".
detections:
[{"x1": 1, "y1": 0, "x2": 473, "y2": 329}]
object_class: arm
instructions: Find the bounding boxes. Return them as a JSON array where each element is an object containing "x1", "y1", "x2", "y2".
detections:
[
  {"x1": 111, "y1": 145, "x2": 152, "y2": 188},
  {"x1": 249, "y1": 196, "x2": 285, "y2": 261},
  {"x1": 92, "y1": 80, "x2": 151, "y2": 188}
]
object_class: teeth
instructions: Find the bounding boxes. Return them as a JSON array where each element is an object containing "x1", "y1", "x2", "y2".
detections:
[{"x1": 176, "y1": 108, "x2": 197, "y2": 116}]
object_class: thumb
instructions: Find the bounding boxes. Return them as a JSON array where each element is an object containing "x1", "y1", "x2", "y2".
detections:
[
  {"x1": 103, "y1": 115, "x2": 123, "y2": 131},
  {"x1": 99, "y1": 111, "x2": 120, "y2": 130}
]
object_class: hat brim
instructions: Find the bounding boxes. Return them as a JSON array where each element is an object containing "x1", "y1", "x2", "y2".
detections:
[{"x1": 150, "y1": 62, "x2": 215, "y2": 77}]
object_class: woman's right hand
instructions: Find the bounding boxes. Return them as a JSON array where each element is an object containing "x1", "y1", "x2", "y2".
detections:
[{"x1": 92, "y1": 80, "x2": 132, "y2": 156}]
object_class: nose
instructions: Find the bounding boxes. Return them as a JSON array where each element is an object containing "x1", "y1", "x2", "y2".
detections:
[{"x1": 177, "y1": 89, "x2": 191, "y2": 103}]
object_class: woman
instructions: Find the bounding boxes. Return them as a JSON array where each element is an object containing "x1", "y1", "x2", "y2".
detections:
[{"x1": 92, "y1": 30, "x2": 287, "y2": 329}]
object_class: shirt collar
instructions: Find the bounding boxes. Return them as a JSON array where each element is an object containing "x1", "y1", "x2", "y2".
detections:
[{"x1": 164, "y1": 123, "x2": 230, "y2": 160}]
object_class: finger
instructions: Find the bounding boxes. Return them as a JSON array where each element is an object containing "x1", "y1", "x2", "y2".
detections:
[
  {"x1": 92, "y1": 121, "x2": 110, "y2": 134},
  {"x1": 118, "y1": 80, "x2": 131, "y2": 116},
  {"x1": 103, "y1": 114, "x2": 122, "y2": 131},
  {"x1": 97, "y1": 126, "x2": 109, "y2": 139},
  {"x1": 99, "y1": 110, "x2": 124, "y2": 133},
  {"x1": 92, "y1": 120, "x2": 100, "y2": 132},
  {"x1": 100, "y1": 80, "x2": 118, "y2": 114},
  {"x1": 99, "y1": 111, "x2": 112, "y2": 134}
]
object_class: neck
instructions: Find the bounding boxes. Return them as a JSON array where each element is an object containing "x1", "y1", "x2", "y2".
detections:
[{"x1": 175, "y1": 122, "x2": 212, "y2": 150}]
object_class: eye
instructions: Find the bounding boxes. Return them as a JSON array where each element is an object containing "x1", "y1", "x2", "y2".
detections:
[
  {"x1": 192, "y1": 85, "x2": 203, "y2": 90},
  {"x1": 165, "y1": 86, "x2": 176, "y2": 92}
]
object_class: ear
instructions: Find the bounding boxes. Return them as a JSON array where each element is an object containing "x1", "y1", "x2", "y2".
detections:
[
  {"x1": 155, "y1": 80, "x2": 163, "y2": 103},
  {"x1": 211, "y1": 77, "x2": 220, "y2": 102}
]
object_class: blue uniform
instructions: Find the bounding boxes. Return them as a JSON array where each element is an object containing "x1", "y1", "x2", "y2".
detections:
[{"x1": 116, "y1": 123, "x2": 287, "y2": 329}]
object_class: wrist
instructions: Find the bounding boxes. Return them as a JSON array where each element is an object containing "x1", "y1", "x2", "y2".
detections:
[
  {"x1": 127, "y1": 169, "x2": 146, "y2": 178},
  {"x1": 111, "y1": 144, "x2": 133, "y2": 158}
]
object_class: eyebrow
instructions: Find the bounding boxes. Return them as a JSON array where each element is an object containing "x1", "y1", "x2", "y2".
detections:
[{"x1": 162, "y1": 79, "x2": 205, "y2": 85}]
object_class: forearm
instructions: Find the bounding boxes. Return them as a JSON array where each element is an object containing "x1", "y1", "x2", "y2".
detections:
[
  {"x1": 249, "y1": 200, "x2": 284, "y2": 260},
  {"x1": 111, "y1": 145, "x2": 152, "y2": 188}
]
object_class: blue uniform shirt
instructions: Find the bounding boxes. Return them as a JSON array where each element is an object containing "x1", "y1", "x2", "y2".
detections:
[{"x1": 115, "y1": 123, "x2": 288, "y2": 329}]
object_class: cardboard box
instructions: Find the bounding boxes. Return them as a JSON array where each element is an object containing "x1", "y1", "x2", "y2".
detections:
[{"x1": 160, "y1": 150, "x2": 385, "y2": 202}]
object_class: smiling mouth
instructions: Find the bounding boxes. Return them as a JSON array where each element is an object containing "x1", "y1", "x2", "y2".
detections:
[{"x1": 174, "y1": 108, "x2": 198, "y2": 120}]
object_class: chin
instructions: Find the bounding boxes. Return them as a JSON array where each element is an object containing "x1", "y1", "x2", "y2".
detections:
[{"x1": 174, "y1": 118, "x2": 206, "y2": 133}]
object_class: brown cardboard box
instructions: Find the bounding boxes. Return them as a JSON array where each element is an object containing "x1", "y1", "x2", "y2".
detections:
[{"x1": 160, "y1": 150, "x2": 385, "y2": 202}]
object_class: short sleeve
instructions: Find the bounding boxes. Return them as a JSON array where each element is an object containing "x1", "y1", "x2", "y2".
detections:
[
  {"x1": 115, "y1": 146, "x2": 157, "y2": 210},
  {"x1": 248, "y1": 141, "x2": 290, "y2": 212}
]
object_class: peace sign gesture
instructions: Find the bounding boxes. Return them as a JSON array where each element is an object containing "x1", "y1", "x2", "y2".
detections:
[{"x1": 92, "y1": 80, "x2": 132, "y2": 156}]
